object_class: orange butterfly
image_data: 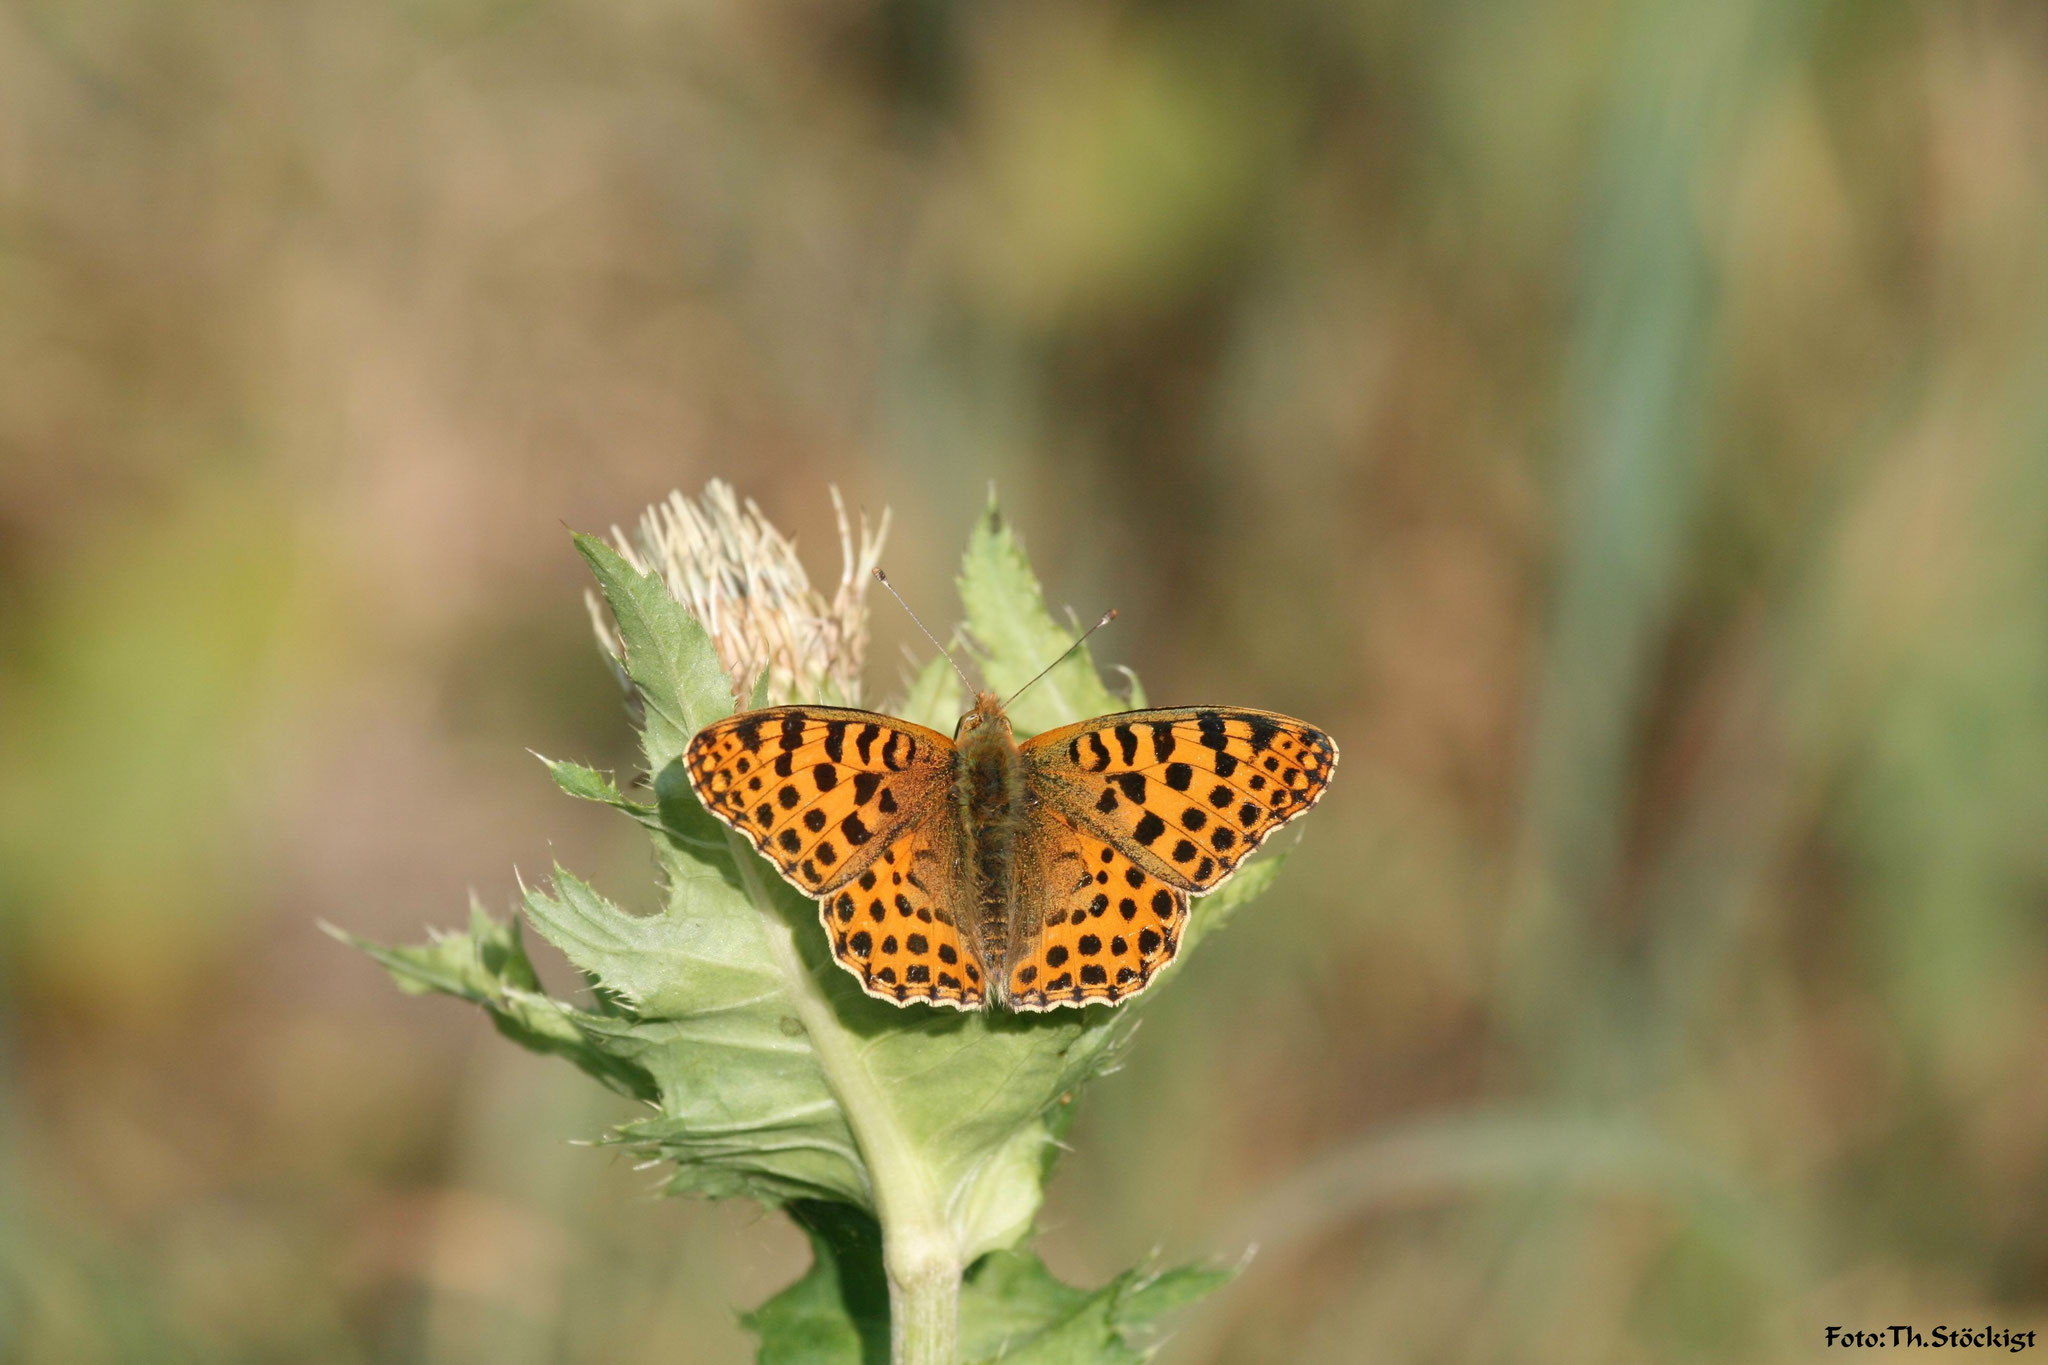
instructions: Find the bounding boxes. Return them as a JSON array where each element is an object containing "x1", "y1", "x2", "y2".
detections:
[{"x1": 685, "y1": 625, "x2": 1335, "y2": 1011}]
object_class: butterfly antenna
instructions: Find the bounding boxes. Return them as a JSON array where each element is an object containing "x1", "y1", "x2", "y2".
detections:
[
  {"x1": 873, "y1": 569, "x2": 976, "y2": 694},
  {"x1": 1004, "y1": 608, "x2": 1117, "y2": 709}
]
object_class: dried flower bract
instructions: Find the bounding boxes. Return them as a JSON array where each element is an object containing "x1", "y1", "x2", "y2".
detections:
[{"x1": 590, "y1": 481, "x2": 888, "y2": 707}]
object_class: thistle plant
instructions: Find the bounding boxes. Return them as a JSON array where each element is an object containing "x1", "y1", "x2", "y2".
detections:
[{"x1": 340, "y1": 485, "x2": 1294, "y2": 1364}]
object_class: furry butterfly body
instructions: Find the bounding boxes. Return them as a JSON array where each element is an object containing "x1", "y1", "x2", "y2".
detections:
[{"x1": 686, "y1": 691, "x2": 1335, "y2": 1010}]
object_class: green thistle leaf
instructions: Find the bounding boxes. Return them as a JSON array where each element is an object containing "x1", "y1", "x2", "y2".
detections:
[{"x1": 956, "y1": 501, "x2": 1126, "y2": 738}]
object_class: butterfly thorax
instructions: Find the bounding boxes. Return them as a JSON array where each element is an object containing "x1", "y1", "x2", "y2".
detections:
[{"x1": 953, "y1": 691, "x2": 1027, "y2": 1006}]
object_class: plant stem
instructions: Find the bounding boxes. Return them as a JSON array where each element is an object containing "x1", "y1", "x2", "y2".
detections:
[
  {"x1": 885, "y1": 1231, "x2": 963, "y2": 1365},
  {"x1": 727, "y1": 833, "x2": 963, "y2": 1363}
]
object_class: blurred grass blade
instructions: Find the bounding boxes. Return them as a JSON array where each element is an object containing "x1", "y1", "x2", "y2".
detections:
[
  {"x1": 1215, "y1": 1109, "x2": 1786, "y2": 1267},
  {"x1": 1500, "y1": 0, "x2": 1813, "y2": 1065}
]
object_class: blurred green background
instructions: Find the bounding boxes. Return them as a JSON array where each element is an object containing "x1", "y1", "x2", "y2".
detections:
[{"x1": 4, "y1": 0, "x2": 2047, "y2": 1360}]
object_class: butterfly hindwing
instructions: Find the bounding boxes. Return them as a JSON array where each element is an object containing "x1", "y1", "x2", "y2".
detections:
[
  {"x1": 685, "y1": 706, "x2": 955, "y2": 895},
  {"x1": 1007, "y1": 806, "x2": 1187, "y2": 1010},
  {"x1": 1023, "y1": 707, "x2": 1337, "y2": 892},
  {"x1": 820, "y1": 819, "x2": 987, "y2": 1009}
]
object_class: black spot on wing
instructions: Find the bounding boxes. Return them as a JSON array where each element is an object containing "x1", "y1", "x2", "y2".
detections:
[
  {"x1": 1113, "y1": 724, "x2": 1138, "y2": 765},
  {"x1": 1149, "y1": 721, "x2": 1177, "y2": 762}
]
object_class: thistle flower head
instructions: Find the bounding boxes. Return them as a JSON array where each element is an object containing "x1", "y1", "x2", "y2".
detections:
[{"x1": 590, "y1": 481, "x2": 888, "y2": 707}]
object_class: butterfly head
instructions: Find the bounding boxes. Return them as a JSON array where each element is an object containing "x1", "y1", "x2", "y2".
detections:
[{"x1": 954, "y1": 690, "x2": 1013, "y2": 742}]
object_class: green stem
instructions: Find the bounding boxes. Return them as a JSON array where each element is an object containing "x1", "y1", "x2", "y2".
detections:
[{"x1": 727, "y1": 833, "x2": 963, "y2": 1364}]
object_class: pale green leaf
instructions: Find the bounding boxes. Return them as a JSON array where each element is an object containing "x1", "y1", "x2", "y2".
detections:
[
  {"x1": 749, "y1": 1233, "x2": 1234, "y2": 1365},
  {"x1": 573, "y1": 532, "x2": 731, "y2": 772},
  {"x1": 323, "y1": 905, "x2": 657, "y2": 1104},
  {"x1": 956, "y1": 501, "x2": 1124, "y2": 738},
  {"x1": 744, "y1": 1204, "x2": 890, "y2": 1365},
  {"x1": 956, "y1": 1250, "x2": 1236, "y2": 1365}
]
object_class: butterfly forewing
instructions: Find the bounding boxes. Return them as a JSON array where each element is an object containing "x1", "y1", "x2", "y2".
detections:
[
  {"x1": 821, "y1": 819, "x2": 987, "y2": 1009},
  {"x1": 1022, "y1": 708, "x2": 1338, "y2": 893},
  {"x1": 1007, "y1": 807, "x2": 1187, "y2": 1010},
  {"x1": 685, "y1": 706, "x2": 954, "y2": 895}
]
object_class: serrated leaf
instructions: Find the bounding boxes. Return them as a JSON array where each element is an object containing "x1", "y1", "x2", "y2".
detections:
[
  {"x1": 574, "y1": 532, "x2": 732, "y2": 771},
  {"x1": 1113, "y1": 1261, "x2": 1239, "y2": 1328},
  {"x1": 323, "y1": 906, "x2": 657, "y2": 1103},
  {"x1": 543, "y1": 755, "x2": 639, "y2": 808},
  {"x1": 957, "y1": 502, "x2": 1123, "y2": 738},
  {"x1": 956, "y1": 1249, "x2": 1236, "y2": 1365},
  {"x1": 519, "y1": 863, "x2": 869, "y2": 1205},
  {"x1": 750, "y1": 1238, "x2": 1234, "y2": 1365}
]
